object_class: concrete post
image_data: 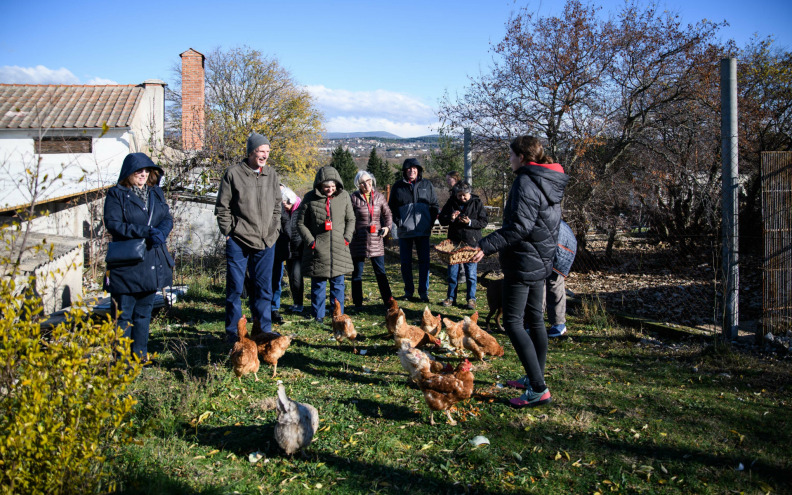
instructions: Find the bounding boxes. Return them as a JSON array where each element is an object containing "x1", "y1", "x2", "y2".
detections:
[
  {"x1": 720, "y1": 58, "x2": 739, "y2": 340},
  {"x1": 463, "y1": 128, "x2": 472, "y2": 185}
]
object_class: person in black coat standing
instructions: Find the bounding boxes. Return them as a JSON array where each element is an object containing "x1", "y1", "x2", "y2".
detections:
[
  {"x1": 438, "y1": 181, "x2": 488, "y2": 309},
  {"x1": 104, "y1": 153, "x2": 174, "y2": 361},
  {"x1": 471, "y1": 136, "x2": 568, "y2": 409},
  {"x1": 271, "y1": 184, "x2": 305, "y2": 317},
  {"x1": 388, "y1": 158, "x2": 439, "y2": 303}
]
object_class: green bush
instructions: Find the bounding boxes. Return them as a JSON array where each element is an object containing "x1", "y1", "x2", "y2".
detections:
[{"x1": 0, "y1": 274, "x2": 141, "y2": 494}]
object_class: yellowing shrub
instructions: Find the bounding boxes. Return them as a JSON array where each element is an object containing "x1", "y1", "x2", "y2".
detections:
[{"x1": 0, "y1": 275, "x2": 141, "y2": 494}]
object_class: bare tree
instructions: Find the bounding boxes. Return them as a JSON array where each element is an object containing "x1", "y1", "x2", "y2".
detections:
[{"x1": 439, "y1": 0, "x2": 726, "y2": 254}]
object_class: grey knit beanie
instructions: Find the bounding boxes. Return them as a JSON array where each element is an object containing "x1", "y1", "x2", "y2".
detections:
[{"x1": 246, "y1": 132, "x2": 270, "y2": 156}]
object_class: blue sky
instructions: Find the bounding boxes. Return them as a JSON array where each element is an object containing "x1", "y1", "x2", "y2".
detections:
[{"x1": 1, "y1": 0, "x2": 790, "y2": 137}]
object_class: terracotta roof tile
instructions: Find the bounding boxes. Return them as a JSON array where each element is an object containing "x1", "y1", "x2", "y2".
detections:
[{"x1": 0, "y1": 84, "x2": 143, "y2": 129}]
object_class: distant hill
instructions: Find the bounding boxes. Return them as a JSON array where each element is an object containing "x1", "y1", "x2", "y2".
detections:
[{"x1": 324, "y1": 131, "x2": 402, "y2": 139}]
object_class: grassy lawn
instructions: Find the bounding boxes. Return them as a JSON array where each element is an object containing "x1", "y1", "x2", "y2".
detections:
[{"x1": 111, "y1": 260, "x2": 791, "y2": 494}]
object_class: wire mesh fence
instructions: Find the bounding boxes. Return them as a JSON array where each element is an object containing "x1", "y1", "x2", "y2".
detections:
[
  {"x1": 761, "y1": 152, "x2": 792, "y2": 337},
  {"x1": 563, "y1": 231, "x2": 764, "y2": 337}
]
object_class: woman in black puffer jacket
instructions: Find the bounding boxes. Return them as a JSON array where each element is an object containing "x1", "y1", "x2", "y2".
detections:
[
  {"x1": 271, "y1": 185, "x2": 305, "y2": 319},
  {"x1": 472, "y1": 136, "x2": 568, "y2": 409}
]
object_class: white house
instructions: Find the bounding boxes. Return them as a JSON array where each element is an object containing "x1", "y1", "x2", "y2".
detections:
[{"x1": 0, "y1": 80, "x2": 166, "y2": 313}]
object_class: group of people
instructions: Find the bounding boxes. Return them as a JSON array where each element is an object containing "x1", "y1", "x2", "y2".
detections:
[{"x1": 104, "y1": 132, "x2": 571, "y2": 409}]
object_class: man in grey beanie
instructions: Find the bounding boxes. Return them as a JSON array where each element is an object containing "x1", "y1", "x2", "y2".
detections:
[{"x1": 215, "y1": 132, "x2": 282, "y2": 342}]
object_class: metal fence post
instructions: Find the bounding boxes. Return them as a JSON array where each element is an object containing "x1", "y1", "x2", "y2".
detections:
[{"x1": 720, "y1": 57, "x2": 739, "y2": 340}]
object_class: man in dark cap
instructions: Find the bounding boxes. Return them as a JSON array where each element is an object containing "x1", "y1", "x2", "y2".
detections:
[
  {"x1": 388, "y1": 158, "x2": 439, "y2": 302},
  {"x1": 215, "y1": 132, "x2": 282, "y2": 342}
]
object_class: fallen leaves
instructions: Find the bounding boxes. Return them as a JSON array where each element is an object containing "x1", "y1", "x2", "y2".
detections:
[{"x1": 189, "y1": 411, "x2": 212, "y2": 427}]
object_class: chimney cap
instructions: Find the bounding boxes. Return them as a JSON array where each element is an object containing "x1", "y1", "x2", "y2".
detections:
[
  {"x1": 180, "y1": 48, "x2": 205, "y2": 60},
  {"x1": 142, "y1": 79, "x2": 167, "y2": 87}
]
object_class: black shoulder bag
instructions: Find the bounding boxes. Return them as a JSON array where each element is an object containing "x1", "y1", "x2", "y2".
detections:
[{"x1": 105, "y1": 197, "x2": 154, "y2": 265}]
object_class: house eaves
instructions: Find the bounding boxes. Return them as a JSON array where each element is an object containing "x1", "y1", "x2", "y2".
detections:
[{"x1": 0, "y1": 84, "x2": 143, "y2": 130}]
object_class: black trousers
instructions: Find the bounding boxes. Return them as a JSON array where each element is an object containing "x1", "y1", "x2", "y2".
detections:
[{"x1": 502, "y1": 279, "x2": 548, "y2": 392}]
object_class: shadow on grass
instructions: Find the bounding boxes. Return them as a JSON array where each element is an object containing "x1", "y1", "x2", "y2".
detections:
[
  {"x1": 279, "y1": 345, "x2": 402, "y2": 386},
  {"x1": 339, "y1": 397, "x2": 415, "y2": 421},
  {"x1": 116, "y1": 474, "x2": 226, "y2": 495},
  {"x1": 188, "y1": 423, "x2": 518, "y2": 494}
]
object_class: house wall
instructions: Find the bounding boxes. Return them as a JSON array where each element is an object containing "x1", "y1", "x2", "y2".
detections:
[
  {"x1": 34, "y1": 244, "x2": 84, "y2": 314},
  {"x1": 8, "y1": 232, "x2": 86, "y2": 314},
  {"x1": 129, "y1": 80, "x2": 166, "y2": 153},
  {"x1": 169, "y1": 195, "x2": 223, "y2": 257},
  {"x1": 23, "y1": 196, "x2": 105, "y2": 240},
  {"x1": 0, "y1": 127, "x2": 132, "y2": 212}
]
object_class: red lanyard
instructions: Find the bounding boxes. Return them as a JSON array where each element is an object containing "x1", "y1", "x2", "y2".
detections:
[
  {"x1": 365, "y1": 193, "x2": 374, "y2": 222},
  {"x1": 325, "y1": 196, "x2": 331, "y2": 220}
]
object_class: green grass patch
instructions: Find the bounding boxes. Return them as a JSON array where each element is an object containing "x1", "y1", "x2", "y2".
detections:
[{"x1": 110, "y1": 261, "x2": 791, "y2": 494}]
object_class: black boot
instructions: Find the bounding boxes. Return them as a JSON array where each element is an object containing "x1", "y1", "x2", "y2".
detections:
[
  {"x1": 352, "y1": 280, "x2": 364, "y2": 309},
  {"x1": 376, "y1": 274, "x2": 392, "y2": 304}
]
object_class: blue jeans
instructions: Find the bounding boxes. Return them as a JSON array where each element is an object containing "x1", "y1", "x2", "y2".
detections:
[
  {"x1": 398, "y1": 236, "x2": 430, "y2": 298},
  {"x1": 447, "y1": 262, "x2": 477, "y2": 302},
  {"x1": 272, "y1": 261, "x2": 284, "y2": 310},
  {"x1": 112, "y1": 291, "x2": 156, "y2": 359},
  {"x1": 311, "y1": 275, "x2": 345, "y2": 320},
  {"x1": 502, "y1": 279, "x2": 548, "y2": 393},
  {"x1": 225, "y1": 237, "x2": 275, "y2": 336}
]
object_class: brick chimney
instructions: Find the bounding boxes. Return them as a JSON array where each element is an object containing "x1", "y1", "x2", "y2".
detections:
[{"x1": 180, "y1": 48, "x2": 205, "y2": 151}]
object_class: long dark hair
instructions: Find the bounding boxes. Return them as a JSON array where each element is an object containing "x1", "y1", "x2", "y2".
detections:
[
  {"x1": 510, "y1": 136, "x2": 552, "y2": 164},
  {"x1": 120, "y1": 168, "x2": 160, "y2": 188}
]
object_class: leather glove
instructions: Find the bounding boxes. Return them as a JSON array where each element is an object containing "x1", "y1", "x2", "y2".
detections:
[{"x1": 149, "y1": 227, "x2": 167, "y2": 246}]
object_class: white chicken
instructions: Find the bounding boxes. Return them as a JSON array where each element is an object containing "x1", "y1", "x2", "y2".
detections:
[{"x1": 274, "y1": 381, "x2": 319, "y2": 455}]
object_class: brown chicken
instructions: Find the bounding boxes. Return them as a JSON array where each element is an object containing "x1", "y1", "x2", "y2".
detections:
[
  {"x1": 443, "y1": 313, "x2": 504, "y2": 361},
  {"x1": 275, "y1": 380, "x2": 319, "y2": 455},
  {"x1": 420, "y1": 306, "x2": 442, "y2": 337},
  {"x1": 393, "y1": 310, "x2": 441, "y2": 349},
  {"x1": 230, "y1": 315, "x2": 260, "y2": 382},
  {"x1": 397, "y1": 340, "x2": 451, "y2": 384},
  {"x1": 253, "y1": 331, "x2": 292, "y2": 377},
  {"x1": 385, "y1": 296, "x2": 401, "y2": 335},
  {"x1": 332, "y1": 298, "x2": 357, "y2": 347},
  {"x1": 417, "y1": 359, "x2": 474, "y2": 426}
]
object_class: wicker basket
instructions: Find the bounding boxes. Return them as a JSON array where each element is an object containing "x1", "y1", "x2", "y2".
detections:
[{"x1": 433, "y1": 239, "x2": 480, "y2": 265}]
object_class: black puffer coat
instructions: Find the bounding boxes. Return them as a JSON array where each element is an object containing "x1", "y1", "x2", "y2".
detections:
[
  {"x1": 478, "y1": 163, "x2": 568, "y2": 283},
  {"x1": 104, "y1": 153, "x2": 174, "y2": 294},
  {"x1": 275, "y1": 201, "x2": 303, "y2": 261},
  {"x1": 296, "y1": 166, "x2": 355, "y2": 278},
  {"x1": 438, "y1": 193, "x2": 488, "y2": 248}
]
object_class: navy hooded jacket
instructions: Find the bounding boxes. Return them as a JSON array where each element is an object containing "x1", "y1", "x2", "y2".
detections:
[
  {"x1": 388, "y1": 158, "x2": 439, "y2": 238},
  {"x1": 479, "y1": 162, "x2": 569, "y2": 283},
  {"x1": 104, "y1": 153, "x2": 174, "y2": 294}
]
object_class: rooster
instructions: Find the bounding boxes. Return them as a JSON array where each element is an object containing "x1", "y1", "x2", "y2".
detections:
[
  {"x1": 443, "y1": 313, "x2": 504, "y2": 361},
  {"x1": 393, "y1": 310, "x2": 441, "y2": 349},
  {"x1": 417, "y1": 359, "x2": 474, "y2": 426},
  {"x1": 332, "y1": 298, "x2": 357, "y2": 348},
  {"x1": 275, "y1": 381, "x2": 319, "y2": 455},
  {"x1": 253, "y1": 331, "x2": 292, "y2": 377},
  {"x1": 420, "y1": 306, "x2": 442, "y2": 337},
  {"x1": 397, "y1": 340, "x2": 451, "y2": 384},
  {"x1": 230, "y1": 315, "x2": 260, "y2": 382}
]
